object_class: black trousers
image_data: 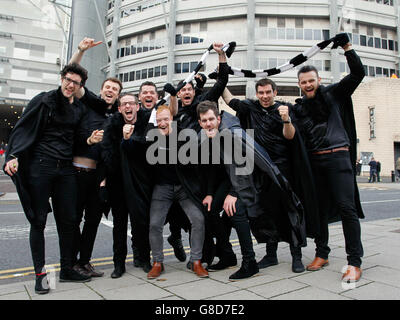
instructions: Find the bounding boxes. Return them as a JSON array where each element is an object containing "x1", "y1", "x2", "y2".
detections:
[
  {"x1": 28, "y1": 157, "x2": 77, "y2": 274},
  {"x1": 206, "y1": 179, "x2": 255, "y2": 262},
  {"x1": 310, "y1": 150, "x2": 364, "y2": 267},
  {"x1": 72, "y1": 169, "x2": 103, "y2": 266},
  {"x1": 107, "y1": 177, "x2": 134, "y2": 266}
]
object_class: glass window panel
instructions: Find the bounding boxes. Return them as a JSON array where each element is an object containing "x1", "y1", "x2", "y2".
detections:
[
  {"x1": 376, "y1": 67, "x2": 382, "y2": 75},
  {"x1": 175, "y1": 63, "x2": 181, "y2": 74},
  {"x1": 322, "y1": 30, "x2": 330, "y2": 40},
  {"x1": 131, "y1": 45, "x2": 136, "y2": 54},
  {"x1": 141, "y1": 69, "x2": 147, "y2": 79},
  {"x1": 190, "y1": 61, "x2": 198, "y2": 72},
  {"x1": 183, "y1": 36, "x2": 190, "y2": 44},
  {"x1": 324, "y1": 60, "x2": 331, "y2": 71},
  {"x1": 136, "y1": 70, "x2": 141, "y2": 80},
  {"x1": 123, "y1": 73, "x2": 129, "y2": 82},
  {"x1": 268, "y1": 28, "x2": 277, "y2": 39},
  {"x1": 388, "y1": 40, "x2": 394, "y2": 50},
  {"x1": 369, "y1": 66, "x2": 375, "y2": 77},
  {"x1": 278, "y1": 28, "x2": 285, "y2": 39},
  {"x1": 148, "y1": 68, "x2": 154, "y2": 78},
  {"x1": 137, "y1": 46, "x2": 142, "y2": 53},
  {"x1": 129, "y1": 71, "x2": 135, "y2": 81},
  {"x1": 374, "y1": 37, "x2": 381, "y2": 49},
  {"x1": 182, "y1": 62, "x2": 189, "y2": 73},
  {"x1": 155, "y1": 66, "x2": 161, "y2": 77},
  {"x1": 286, "y1": 28, "x2": 294, "y2": 40},
  {"x1": 383, "y1": 68, "x2": 389, "y2": 77},
  {"x1": 120, "y1": 48, "x2": 125, "y2": 57},
  {"x1": 382, "y1": 39, "x2": 387, "y2": 49},
  {"x1": 296, "y1": 29, "x2": 303, "y2": 40},
  {"x1": 161, "y1": 65, "x2": 167, "y2": 75},
  {"x1": 353, "y1": 34, "x2": 359, "y2": 45},
  {"x1": 125, "y1": 47, "x2": 130, "y2": 55},
  {"x1": 313, "y1": 29, "x2": 321, "y2": 40},
  {"x1": 367, "y1": 37, "x2": 374, "y2": 47},
  {"x1": 143, "y1": 45, "x2": 148, "y2": 52},
  {"x1": 175, "y1": 34, "x2": 182, "y2": 45},
  {"x1": 191, "y1": 37, "x2": 199, "y2": 44},
  {"x1": 360, "y1": 35, "x2": 367, "y2": 46},
  {"x1": 304, "y1": 29, "x2": 312, "y2": 40}
]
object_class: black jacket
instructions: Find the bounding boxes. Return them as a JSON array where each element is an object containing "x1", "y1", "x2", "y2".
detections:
[{"x1": 3, "y1": 88, "x2": 87, "y2": 222}]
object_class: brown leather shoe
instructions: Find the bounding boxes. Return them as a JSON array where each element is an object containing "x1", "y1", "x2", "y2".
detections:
[
  {"x1": 147, "y1": 262, "x2": 164, "y2": 279},
  {"x1": 83, "y1": 263, "x2": 104, "y2": 277},
  {"x1": 306, "y1": 257, "x2": 329, "y2": 271},
  {"x1": 191, "y1": 260, "x2": 209, "y2": 278},
  {"x1": 342, "y1": 266, "x2": 362, "y2": 282}
]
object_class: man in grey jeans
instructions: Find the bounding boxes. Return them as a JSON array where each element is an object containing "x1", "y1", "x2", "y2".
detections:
[{"x1": 126, "y1": 105, "x2": 208, "y2": 279}]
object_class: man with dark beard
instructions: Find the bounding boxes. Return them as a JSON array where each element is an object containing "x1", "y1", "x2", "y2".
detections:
[
  {"x1": 222, "y1": 79, "x2": 318, "y2": 274},
  {"x1": 293, "y1": 34, "x2": 365, "y2": 283}
]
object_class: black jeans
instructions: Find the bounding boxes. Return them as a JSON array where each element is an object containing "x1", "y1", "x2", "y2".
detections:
[
  {"x1": 310, "y1": 150, "x2": 364, "y2": 267},
  {"x1": 28, "y1": 157, "x2": 77, "y2": 274},
  {"x1": 73, "y1": 169, "x2": 103, "y2": 266},
  {"x1": 207, "y1": 180, "x2": 255, "y2": 262}
]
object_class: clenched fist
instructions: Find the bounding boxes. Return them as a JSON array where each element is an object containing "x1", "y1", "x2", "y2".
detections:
[
  {"x1": 123, "y1": 124, "x2": 135, "y2": 140},
  {"x1": 278, "y1": 105, "x2": 290, "y2": 122}
]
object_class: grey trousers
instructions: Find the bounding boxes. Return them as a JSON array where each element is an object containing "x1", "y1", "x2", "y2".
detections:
[{"x1": 149, "y1": 184, "x2": 205, "y2": 263}]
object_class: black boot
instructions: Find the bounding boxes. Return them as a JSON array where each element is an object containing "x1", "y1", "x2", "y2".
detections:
[
  {"x1": 35, "y1": 270, "x2": 50, "y2": 294},
  {"x1": 257, "y1": 242, "x2": 278, "y2": 269},
  {"x1": 290, "y1": 245, "x2": 305, "y2": 273},
  {"x1": 167, "y1": 235, "x2": 187, "y2": 262},
  {"x1": 207, "y1": 254, "x2": 237, "y2": 271},
  {"x1": 132, "y1": 246, "x2": 141, "y2": 267},
  {"x1": 111, "y1": 264, "x2": 126, "y2": 279},
  {"x1": 229, "y1": 259, "x2": 259, "y2": 281}
]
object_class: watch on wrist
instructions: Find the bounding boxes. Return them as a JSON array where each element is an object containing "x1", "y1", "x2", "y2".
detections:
[{"x1": 283, "y1": 116, "x2": 291, "y2": 124}]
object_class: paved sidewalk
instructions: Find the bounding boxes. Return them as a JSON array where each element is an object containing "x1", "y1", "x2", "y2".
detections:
[{"x1": 0, "y1": 217, "x2": 400, "y2": 301}]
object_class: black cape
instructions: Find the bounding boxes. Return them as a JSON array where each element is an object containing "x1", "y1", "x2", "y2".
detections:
[
  {"x1": 235, "y1": 100, "x2": 320, "y2": 238},
  {"x1": 3, "y1": 89, "x2": 78, "y2": 222},
  {"x1": 217, "y1": 111, "x2": 307, "y2": 248}
]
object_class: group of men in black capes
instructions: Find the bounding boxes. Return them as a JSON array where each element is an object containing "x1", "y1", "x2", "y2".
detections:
[{"x1": 3, "y1": 33, "x2": 365, "y2": 295}]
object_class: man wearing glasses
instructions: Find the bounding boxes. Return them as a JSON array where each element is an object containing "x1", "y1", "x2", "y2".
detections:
[{"x1": 3, "y1": 63, "x2": 103, "y2": 294}]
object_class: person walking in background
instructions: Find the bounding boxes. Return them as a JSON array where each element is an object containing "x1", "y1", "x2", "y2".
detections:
[{"x1": 368, "y1": 158, "x2": 377, "y2": 183}]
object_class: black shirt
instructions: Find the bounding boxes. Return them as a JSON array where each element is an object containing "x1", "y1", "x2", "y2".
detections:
[
  {"x1": 32, "y1": 88, "x2": 87, "y2": 160},
  {"x1": 229, "y1": 99, "x2": 292, "y2": 166},
  {"x1": 295, "y1": 95, "x2": 350, "y2": 152}
]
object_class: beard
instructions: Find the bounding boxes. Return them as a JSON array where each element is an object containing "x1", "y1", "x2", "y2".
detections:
[{"x1": 301, "y1": 87, "x2": 331, "y2": 124}]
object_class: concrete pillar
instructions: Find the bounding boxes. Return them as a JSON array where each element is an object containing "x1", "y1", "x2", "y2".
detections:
[
  {"x1": 69, "y1": 0, "x2": 108, "y2": 92},
  {"x1": 246, "y1": 0, "x2": 256, "y2": 99},
  {"x1": 329, "y1": 0, "x2": 340, "y2": 83},
  {"x1": 167, "y1": 0, "x2": 177, "y2": 84}
]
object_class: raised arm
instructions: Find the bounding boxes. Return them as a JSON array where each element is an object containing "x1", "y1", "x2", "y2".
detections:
[{"x1": 69, "y1": 37, "x2": 102, "y2": 98}]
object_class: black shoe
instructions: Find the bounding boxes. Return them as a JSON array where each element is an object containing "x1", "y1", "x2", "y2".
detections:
[
  {"x1": 229, "y1": 259, "x2": 259, "y2": 281},
  {"x1": 59, "y1": 268, "x2": 91, "y2": 283},
  {"x1": 186, "y1": 261, "x2": 192, "y2": 270},
  {"x1": 167, "y1": 235, "x2": 187, "y2": 262},
  {"x1": 207, "y1": 255, "x2": 237, "y2": 271},
  {"x1": 111, "y1": 265, "x2": 126, "y2": 279},
  {"x1": 141, "y1": 261, "x2": 152, "y2": 273},
  {"x1": 257, "y1": 255, "x2": 278, "y2": 269},
  {"x1": 35, "y1": 273, "x2": 50, "y2": 294},
  {"x1": 132, "y1": 246, "x2": 141, "y2": 267},
  {"x1": 72, "y1": 264, "x2": 91, "y2": 277},
  {"x1": 292, "y1": 257, "x2": 305, "y2": 273}
]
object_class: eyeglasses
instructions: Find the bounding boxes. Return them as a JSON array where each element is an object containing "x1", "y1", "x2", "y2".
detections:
[
  {"x1": 120, "y1": 101, "x2": 138, "y2": 107},
  {"x1": 63, "y1": 76, "x2": 82, "y2": 87}
]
